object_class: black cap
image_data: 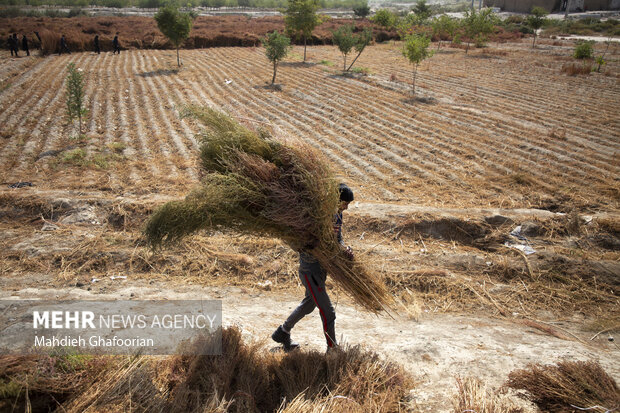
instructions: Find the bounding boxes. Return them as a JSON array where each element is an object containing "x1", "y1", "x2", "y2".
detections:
[{"x1": 339, "y1": 183, "x2": 354, "y2": 202}]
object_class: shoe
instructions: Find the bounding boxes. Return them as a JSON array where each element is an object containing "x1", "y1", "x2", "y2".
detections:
[{"x1": 271, "y1": 326, "x2": 299, "y2": 352}]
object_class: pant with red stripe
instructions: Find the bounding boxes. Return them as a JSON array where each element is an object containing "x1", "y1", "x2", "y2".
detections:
[{"x1": 283, "y1": 258, "x2": 337, "y2": 347}]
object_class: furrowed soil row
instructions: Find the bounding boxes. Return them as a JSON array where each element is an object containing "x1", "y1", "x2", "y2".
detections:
[
  {"x1": 115, "y1": 51, "x2": 142, "y2": 184},
  {"x1": 186, "y1": 50, "x2": 394, "y2": 198},
  {"x1": 71, "y1": 52, "x2": 108, "y2": 188},
  {"x1": 270, "y1": 58, "x2": 528, "y2": 199},
  {"x1": 123, "y1": 51, "x2": 160, "y2": 181},
  {"x1": 208, "y1": 49, "x2": 440, "y2": 189},
  {"x1": 274, "y1": 64, "x2": 495, "y2": 191},
  {"x1": 400, "y1": 64, "x2": 620, "y2": 162},
  {"x1": 415, "y1": 56, "x2": 620, "y2": 156},
  {"x1": 0, "y1": 56, "x2": 52, "y2": 126},
  {"x1": 218, "y1": 49, "x2": 555, "y2": 201},
  {"x1": 140, "y1": 53, "x2": 197, "y2": 182},
  {"x1": 0, "y1": 55, "x2": 34, "y2": 84},
  {"x1": 126, "y1": 51, "x2": 162, "y2": 180},
  {"x1": 133, "y1": 51, "x2": 180, "y2": 180},
  {"x1": 376, "y1": 48, "x2": 620, "y2": 156},
  {"x1": 320, "y1": 62, "x2": 611, "y2": 192},
  {"x1": 423, "y1": 105, "x2": 617, "y2": 186},
  {"x1": 3, "y1": 54, "x2": 88, "y2": 180},
  {"x1": 145, "y1": 53, "x2": 201, "y2": 169},
  {"x1": 183, "y1": 51, "x2": 375, "y2": 183},
  {"x1": 326, "y1": 59, "x2": 616, "y2": 200}
]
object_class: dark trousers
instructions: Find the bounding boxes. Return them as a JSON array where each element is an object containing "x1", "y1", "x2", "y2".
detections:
[
  {"x1": 283, "y1": 258, "x2": 337, "y2": 347},
  {"x1": 113, "y1": 45, "x2": 120, "y2": 54}
]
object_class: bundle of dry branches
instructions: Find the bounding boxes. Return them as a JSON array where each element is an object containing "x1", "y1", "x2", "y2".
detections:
[
  {"x1": 506, "y1": 360, "x2": 620, "y2": 413},
  {"x1": 144, "y1": 106, "x2": 393, "y2": 313},
  {"x1": 60, "y1": 327, "x2": 413, "y2": 413}
]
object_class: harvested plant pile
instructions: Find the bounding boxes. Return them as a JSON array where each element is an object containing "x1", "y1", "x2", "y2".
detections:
[
  {"x1": 145, "y1": 106, "x2": 393, "y2": 313},
  {"x1": 59, "y1": 327, "x2": 414, "y2": 412},
  {"x1": 506, "y1": 360, "x2": 620, "y2": 413}
]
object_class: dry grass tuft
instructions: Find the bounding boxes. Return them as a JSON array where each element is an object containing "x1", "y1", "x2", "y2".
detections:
[
  {"x1": 59, "y1": 326, "x2": 414, "y2": 412},
  {"x1": 561, "y1": 63, "x2": 593, "y2": 76},
  {"x1": 0, "y1": 352, "x2": 110, "y2": 412},
  {"x1": 452, "y1": 376, "x2": 530, "y2": 413},
  {"x1": 506, "y1": 360, "x2": 620, "y2": 413}
]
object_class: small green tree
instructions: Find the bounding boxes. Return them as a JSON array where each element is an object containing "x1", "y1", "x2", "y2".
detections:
[
  {"x1": 284, "y1": 0, "x2": 322, "y2": 62},
  {"x1": 402, "y1": 33, "x2": 434, "y2": 96},
  {"x1": 432, "y1": 14, "x2": 457, "y2": 49},
  {"x1": 573, "y1": 40, "x2": 594, "y2": 59},
  {"x1": 463, "y1": 7, "x2": 498, "y2": 53},
  {"x1": 154, "y1": 4, "x2": 194, "y2": 67},
  {"x1": 353, "y1": 1, "x2": 370, "y2": 19},
  {"x1": 347, "y1": 27, "x2": 372, "y2": 71},
  {"x1": 595, "y1": 37, "x2": 612, "y2": 72},
  {"x1": 262, "y1": 31, "x2": 291, "y2": 84},
  {"x1": 412, "y1": 0, "x2": 431, "y2": 21},
  {"x1": 526, "y1": 6, "x2": 548, "y2": 48},
  {"x1": 332, "y1": 25, "x2": 356, "y2": 70},
  {"x1": 332, "y1": 25, "x2": 372, "y2": 72},
  {"x1": 372, "y1": 9, "x2": 398, "y2": 30},
  {"x1": 65, "y1": 63, "x2": 87, "y2": 134}
]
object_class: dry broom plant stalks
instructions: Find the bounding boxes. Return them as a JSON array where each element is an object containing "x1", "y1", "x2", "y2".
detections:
[
  {"x1": 506, "y1": 360, "x2": 620, "y2": 413},
  {"x1": 56, "y1": 327, "x2": 414, "y2": 413},
  {"x1": 144, "y1": 106, "x2": 394, "y2": 313},
  {"x1": 452, "y1": 377, "x2": 528, "y2": 413}
]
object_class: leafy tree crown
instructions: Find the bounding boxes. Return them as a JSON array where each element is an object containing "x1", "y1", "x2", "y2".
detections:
[
  {"x1": 372, "y1": 9, "x2": 397, "y2": 29},
  {"x1": 262, "y1": 31, "x2": 291, "y2": 63},
  {"x1": 154, "y1": 4, "x2": 193, "y2": 47},
  {"x1": 412, "y1": 0, "x2": 431, "y2": 20},
  {"x1": 332, "y1": 25, "x2": 356, "y2": 55},
  {"x1": 526, "y1": 6, "x2": 548, "y2": 31},
  {"x1": 353, "y1": 2, "x2": 370, "y2": 18},
  {"x1": 573, "y1": 40, "x2": 594, "y2": 59},
  {"x1": 402, "y1": 33, "x2": 433, "y2": 65},
  {"x1": 65, "y1": 63, "x2": 87, "y2": 123},
  {"x1": 284, "y1": 0, "x2": 322, "y2": 39}
]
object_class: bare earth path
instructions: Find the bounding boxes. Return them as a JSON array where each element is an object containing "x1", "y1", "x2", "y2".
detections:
[{"x1": 1, "y1": 278, "x2": 618, "y2": 412}]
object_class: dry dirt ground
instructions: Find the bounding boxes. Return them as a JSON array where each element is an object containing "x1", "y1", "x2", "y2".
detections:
[{"x1": 0, "y1": 38, "x2": 619, "y2": 411}]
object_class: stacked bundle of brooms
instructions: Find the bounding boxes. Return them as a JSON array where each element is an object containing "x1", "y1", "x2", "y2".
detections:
[{"x1": 145, "y1": 106, "x2": 393, "y2": 313}]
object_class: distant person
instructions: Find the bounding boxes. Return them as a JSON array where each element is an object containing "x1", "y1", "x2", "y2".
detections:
[
  {"x1": 12, "y1": 33, "x2": 20, "y2": 57},
  {"x1": 8, "y1": 35, "x2": 16, "y2": 57},
  {"x1": 112, "y1": 33, "x2": 120, "y2": 54},
  {"x1": 22, "y1": 34, "x2": 29, "y2": 56},
  {"x1": 59, "y1": 34, "x2": 70, "y2": 55},
  {"x1": 34, "y1": 31, "x2": 42, "y2": 49},
  {"x1": 94, "y1": 35, "x2": 100, "y2": 54}
]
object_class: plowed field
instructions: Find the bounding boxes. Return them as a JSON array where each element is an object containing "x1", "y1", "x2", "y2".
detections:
[
  {"x1": 1, "y1": 41, "x2": 618, "y2": 209},
  {"x1": 1, "y1": 39, "x2": 620, "y2": 411}
]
